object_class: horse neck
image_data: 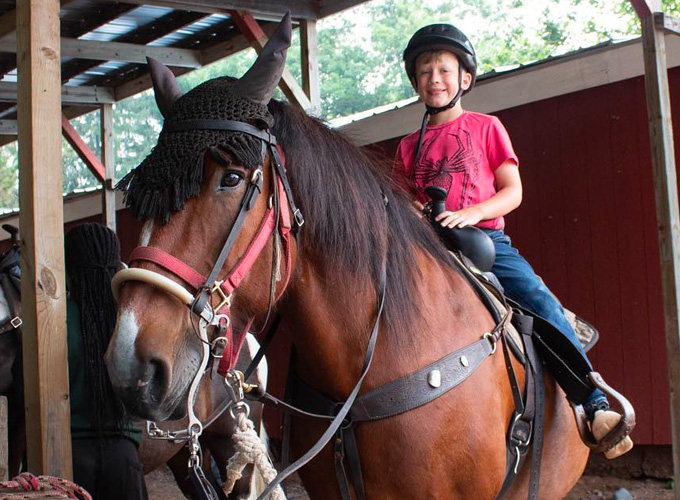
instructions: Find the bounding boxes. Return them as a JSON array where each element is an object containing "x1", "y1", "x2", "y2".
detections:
[{"x1": 279, "y1": 248, "x2": 495, "y2": 400}]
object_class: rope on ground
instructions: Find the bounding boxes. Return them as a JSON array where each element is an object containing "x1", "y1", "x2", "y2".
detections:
[
  {"x1": 223, "y1": 412, "x2": 286, "y2": 500},
  {"x1": 0, "y1": 472, "x2": 92, "y2": 500}
]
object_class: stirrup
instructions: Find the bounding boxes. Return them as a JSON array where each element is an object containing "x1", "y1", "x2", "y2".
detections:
[{"x1": 572, "y1": 372, "x2": 635, "y2": 453}]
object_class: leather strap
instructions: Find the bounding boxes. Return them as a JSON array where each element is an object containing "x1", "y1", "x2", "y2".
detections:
[
  {"x1": 255, "y1": 259, "x2": 387, "y2": 500},
  {"x1": 165, "y1": 120, "x2": 277, "y2": 146},
  {"x1": 350, "y1": 337, "x2": 495, "y2": 421},
  {"x1": 0, "y1": 271, "x2": 21, "y2": 335}
]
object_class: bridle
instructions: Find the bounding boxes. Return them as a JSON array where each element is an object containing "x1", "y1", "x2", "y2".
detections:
[{"x1": 111, "y1": 119, "x2": 302, "y2": 496}]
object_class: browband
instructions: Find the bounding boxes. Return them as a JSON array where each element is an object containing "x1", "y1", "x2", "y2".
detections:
[{"x1": 165, "y1": 120, "x2": 277, "y2": 145}]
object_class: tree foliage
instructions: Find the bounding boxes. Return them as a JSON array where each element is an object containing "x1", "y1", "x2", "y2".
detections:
[{"x1": 0, "y1": 0, "x2": 676, "y2": 211}]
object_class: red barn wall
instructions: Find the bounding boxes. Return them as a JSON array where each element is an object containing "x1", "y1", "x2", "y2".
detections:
[{"x1": 367, "y1": 69, "x2": 680, "y2": 445}]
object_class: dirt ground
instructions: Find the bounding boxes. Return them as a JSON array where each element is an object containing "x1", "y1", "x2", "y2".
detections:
[{"x1": 146, "y1": 467, "x2": 675, "y2": 500}]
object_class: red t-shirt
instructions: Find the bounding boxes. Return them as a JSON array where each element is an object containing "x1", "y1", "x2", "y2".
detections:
[{"x1": 393, "y1": 111, "x2": 518, "y2": 229}]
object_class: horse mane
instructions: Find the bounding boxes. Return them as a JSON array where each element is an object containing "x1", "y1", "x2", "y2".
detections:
[{"x1": 268, "y1": 99, "x2": 458, "y2": 338}]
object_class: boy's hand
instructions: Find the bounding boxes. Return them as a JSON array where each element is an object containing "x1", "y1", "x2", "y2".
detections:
[{"x1": 435, "y1": 207, "x2": 483, "y2": 228}]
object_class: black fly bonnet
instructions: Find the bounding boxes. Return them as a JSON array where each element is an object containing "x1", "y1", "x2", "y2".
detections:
[{"x1": 117, "y1": 13, "x2": 292, "y2": 223}]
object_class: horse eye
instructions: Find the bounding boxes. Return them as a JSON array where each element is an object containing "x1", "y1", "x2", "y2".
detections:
[{"x1": 219, "y1": 170, "x2": 244, "y2": 190}]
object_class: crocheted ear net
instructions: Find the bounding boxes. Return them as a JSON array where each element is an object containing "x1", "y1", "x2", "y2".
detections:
[{"x1": 117, "y1": 76, "x2": 274, "y2": 223}]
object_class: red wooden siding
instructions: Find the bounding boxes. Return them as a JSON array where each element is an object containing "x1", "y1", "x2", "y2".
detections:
[{"x1": 369, "y1": 69, "x2": 680, "y2": 445}]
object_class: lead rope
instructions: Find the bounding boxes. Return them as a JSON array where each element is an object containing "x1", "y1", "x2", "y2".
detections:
[
  {"x1": 223, "y1": 411, "x2": 286, "y2": 500},
  {"x1": 0, "y1": 473, "x2": 92, "y2": 500}
]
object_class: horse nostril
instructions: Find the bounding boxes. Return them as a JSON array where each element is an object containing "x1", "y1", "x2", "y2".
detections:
[{"x1": 142, "y1": 358, "x2": 170, "y2": 404}]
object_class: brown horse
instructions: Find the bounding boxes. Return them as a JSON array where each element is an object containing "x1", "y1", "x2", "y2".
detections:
[{"x1": 105, "y1": 14, "x2": 589, "y2": 499}]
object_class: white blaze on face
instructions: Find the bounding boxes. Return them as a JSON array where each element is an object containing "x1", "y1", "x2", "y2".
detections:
[
  {"x1": 140, "y1": 220, "x2": 155, "y2": 246},
  {"x1": 107, "y1": 308, "x2": 140, "y2": 386}
]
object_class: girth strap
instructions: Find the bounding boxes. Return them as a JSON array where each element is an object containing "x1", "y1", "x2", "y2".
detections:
[{"x1": 350, "y1": 337, "x2": 496, "y2": 421}]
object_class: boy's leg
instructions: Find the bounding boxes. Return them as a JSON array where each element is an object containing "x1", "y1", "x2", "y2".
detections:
[
  {"x1": 482, "y1": 230, "x2": 607, "y2": 414},
  {"x1": 482, "y1": 229, "x2": 633, "y2": 458}
]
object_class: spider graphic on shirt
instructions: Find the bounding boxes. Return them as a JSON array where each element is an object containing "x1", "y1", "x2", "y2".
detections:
[{"x1": 414, "y1": 129, "x2": 480, "y2": 210}]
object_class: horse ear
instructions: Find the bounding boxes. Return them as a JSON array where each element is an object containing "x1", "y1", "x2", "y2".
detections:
[
  {"x1": 232, "y1": 11, "x2": 292, "y2": 105},
  {"x1": 146, "y1": 57, "x2": 184, "y2": 118}
]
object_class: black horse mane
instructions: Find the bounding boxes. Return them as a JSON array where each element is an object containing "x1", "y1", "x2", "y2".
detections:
[{"x1": 268, "y1": 99, "x2": 458, "y2": 337}]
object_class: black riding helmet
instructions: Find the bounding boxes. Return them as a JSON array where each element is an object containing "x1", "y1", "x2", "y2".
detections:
[
  {"x1": 404, "y1": 24, "x2": 479, "y2": 164},
  {"x1": 403, "y1": 23, "x2": 477, "y2": 94}
]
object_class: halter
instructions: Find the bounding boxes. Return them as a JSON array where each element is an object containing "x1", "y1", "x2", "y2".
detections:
[{"x1": 111, "y1": 120, "x2": 302, "y2": 495}]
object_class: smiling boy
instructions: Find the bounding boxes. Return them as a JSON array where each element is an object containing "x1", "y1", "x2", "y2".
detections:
[{"x1": 392, "y1": 23, "x2": 633, "y2": 459}]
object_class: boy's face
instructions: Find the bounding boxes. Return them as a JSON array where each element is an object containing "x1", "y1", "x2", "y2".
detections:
[{"x1": 414, "y1": 51, "x2": 472, "y2": 109}]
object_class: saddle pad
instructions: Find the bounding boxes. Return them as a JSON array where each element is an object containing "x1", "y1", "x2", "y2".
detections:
[{"x1": 470, "y1": 269, "x2": 599, "y2": 356}]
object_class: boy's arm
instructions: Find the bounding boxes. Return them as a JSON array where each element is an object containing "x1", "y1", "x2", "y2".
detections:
[{"x1": 435, "y1": 160, "x2": 521, "y2": 228}]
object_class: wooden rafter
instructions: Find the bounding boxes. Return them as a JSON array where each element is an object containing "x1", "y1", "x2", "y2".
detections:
[
  {"x1": 61, "y1": 114, "x2": 106, "y2": 184},
  {"x1": 0, "y1": 82, "x2": 114, "y2": 104},
  {"x1": 0, "y1": 35, "x2": 202, "y2": 68},
  {"x1": 104, "y1": 0, "x2": 320, "y2": 19},
  {"x1": 656, "y1": 12, "x2": 680, "y2": 35},
  {"x1": 115, "y1": 24, "x2": 277, "y2": 101}
]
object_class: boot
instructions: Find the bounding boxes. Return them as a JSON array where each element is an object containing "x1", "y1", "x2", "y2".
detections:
[{"x1": 591, "y1": 410, "x2": 634, "y2": 459}]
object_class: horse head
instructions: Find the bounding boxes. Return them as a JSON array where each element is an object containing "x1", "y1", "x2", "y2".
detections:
[{"x1": 105, "y1": 13, "x2": 297, "y2": 421}]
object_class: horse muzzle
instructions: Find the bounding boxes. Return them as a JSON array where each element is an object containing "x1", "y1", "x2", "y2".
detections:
[{"x1": 105, "y1": 312, "x2": 201, "y2": 421}]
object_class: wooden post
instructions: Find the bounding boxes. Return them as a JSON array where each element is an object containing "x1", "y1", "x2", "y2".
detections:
[
  {"x1": 631, "y1": 0, "x2": 680, "y2": 495},
  {"x1": 16, "y1": 0, "x2": 72, "y2": 477},
  {"x1": 300, "y1": 19, "x2": 320, "y2": 115},
  {"x1": 101, "y1": 103, "x2": 116, "y2": 231}
]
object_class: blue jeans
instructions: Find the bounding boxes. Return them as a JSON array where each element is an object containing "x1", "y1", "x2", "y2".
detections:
[{"x1": 482, "y1": 229, "x2": 607, "y2": 418}]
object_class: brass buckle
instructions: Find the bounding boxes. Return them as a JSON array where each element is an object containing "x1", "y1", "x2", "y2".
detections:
[{"x1": 211, "y1": 281, "x2": 232, "y2": 312}]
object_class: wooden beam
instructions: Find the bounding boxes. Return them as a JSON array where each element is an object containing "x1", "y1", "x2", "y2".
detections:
[
  {"x1": 100, "y1": 104, "x2": 116, "y2": 231},
  {"x1": 115, "y1": 28, "x2": 273, "y2": 102},
  {"x1": 61, "y1": 114, "x2": 106, "y2": 183},
  {"x1": 0, "y1": 0, "x2": 79, "y2": 41},
  {"x1": 0, "y1": 120, "x2": 17, "y2": 135},
  {"x1": 109, "y1": 0, "x2": 319, "y2": 19},
  {"x1": 16, "y1": 0, "x2": 71, "y2": 478},
  {"x1": 629, "y1": 0, "x2": 660, "y2": 17},
  {"x1": 656, "y1": 12, "x2": 680, "y2": 36},
  {"x1": 300, "y1": 19, "x2": 320, "y2": 114},
  {"x1": 639, "y1": 12, "x2": 680, "y2": 499},
  {"x1": 0, "y1": 82, "x2": 114, "y2": 105},
  {"x1": 318, "y1": 0, "x2": 366, "y2": 18},
  {"x1": 229, "y1": 11, "x2": 313, "y2": 110},
  {"x1": 0, "y1": 34, "x2": 202, "y2": 68}
]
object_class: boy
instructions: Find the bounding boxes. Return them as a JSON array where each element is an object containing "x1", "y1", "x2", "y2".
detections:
[{"x1": 392, "y1": 23, "x2": 633, "y2": 459}]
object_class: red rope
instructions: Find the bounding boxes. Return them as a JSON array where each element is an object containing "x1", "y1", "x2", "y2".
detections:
[{"x1": 0, "y1": 472, "x2": 92, "y2": 500}]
